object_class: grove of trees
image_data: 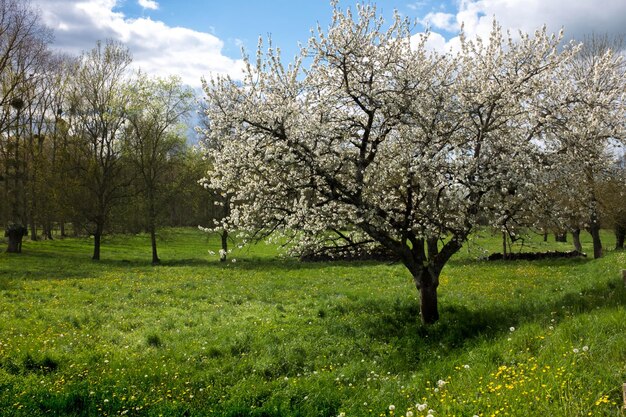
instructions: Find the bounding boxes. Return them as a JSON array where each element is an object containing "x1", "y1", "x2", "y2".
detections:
[{"x1": 0, "y1": 0, "x2": 214, "y2": 259}]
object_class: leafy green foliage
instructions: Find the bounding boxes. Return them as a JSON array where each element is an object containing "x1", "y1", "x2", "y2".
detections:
[{"x1": 0, "y1": 229, "x2": 624, "y2": 416}]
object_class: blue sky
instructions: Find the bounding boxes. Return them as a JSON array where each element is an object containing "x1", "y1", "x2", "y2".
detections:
[
  {"x1": 122, "y1": 1, "x2": 456, "y2": 58},
  {"x1": 32, "y1": 0, "x2": 626, "y2": 87}
]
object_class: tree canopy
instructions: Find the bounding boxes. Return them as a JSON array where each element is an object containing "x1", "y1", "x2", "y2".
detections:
[{"x1": 200, "y1": 4, "x2": 626, "y2": 324}]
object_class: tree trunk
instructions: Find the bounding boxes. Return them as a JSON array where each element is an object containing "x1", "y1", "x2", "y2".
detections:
[
  {"x1": 220, "y1": 229, "x2": 228, "y2": 262},
  {"x1": 148, "y1": 195, "x2": 160, "y2": 265},
  {"x1": 587, "y1": 198, "x2": 603, "y2": 259},
  {"x1": 543, "y1": 231, "x2": 548, "y2": 242},
  {"x1": 589, "y1": 223, "x2": 603, "y2": 259},
  {"x1": 150, "y1": 226, "x2": 159, "y2": 265},
  {"x1": 419, "y1": 283, "x2": 439, "y2": 324},
  {"x1": 6, "y1": 225, "x2": 26, "y2": 253},
  {"x1": 615, "y1": 224, "x2": 625, "y2": 250},
  {"x1": 44, "y1": 223, "x2": 53, "y2": 240},
  {"x1": 60, "y1": 222, "x2": 66, "y2": 238},
  {"x1": 92, "y1": 227, "x2": 102, "y2": 261},
  {"x1": 502, "y1": 231, "x2": 508, "y2": 260},
  {"x1": 7, "y1": 234, "x2": 22, "y2": 253},
  {"x1": 572, "y1": 229, "x2": 583, "y2": 253},
  {"x1": 411, "y1": 265, "x2": 441, "y2": 325},
  {"x1": 29, "y1": 218, "x2": 37, "y2": 241}
]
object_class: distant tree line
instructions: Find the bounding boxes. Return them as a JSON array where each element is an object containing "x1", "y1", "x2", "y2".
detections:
[{"x1": 0, "y1": 0, "x2": 219, "y2": 263}]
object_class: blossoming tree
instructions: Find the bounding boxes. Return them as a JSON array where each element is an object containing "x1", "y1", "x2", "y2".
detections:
[
  {"x1": 546, "y1": 36, "x2": 626, "y2": 258},
  {"x1": 201, "y1": 4, "x2": 588, "y2": 324}
]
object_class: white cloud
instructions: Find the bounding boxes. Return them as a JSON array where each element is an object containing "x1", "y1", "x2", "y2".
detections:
[
  {"x1": 410, "y1": 31, "x2": 448, "y2": 52},
  {"x1": 138, "y1": 0, "x2": 158, "y2": 10},
  {"x1": 419, "y1": 12, "x2": 459, "y2": 32},
  {"x1": 460, "y1": 0, "x2": 626, "y2": 41},
  {"x1": 32, "y1": 0, "x2": 244, "y2": 87},
  {"x1": 412, "y1": 0, "x2": 626, "y2": 53}
]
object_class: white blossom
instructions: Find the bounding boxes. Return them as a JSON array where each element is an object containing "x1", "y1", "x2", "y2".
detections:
[{"x1": 199, "y1": 3, "x2": 621, "y2": 324}]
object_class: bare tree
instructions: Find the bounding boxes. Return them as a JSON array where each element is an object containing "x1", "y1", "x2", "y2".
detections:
[
  {"x1": 124, "y1": 74, "x2": 192, "y2": 264},
  {"x1": 69, "y1": 40, "x2": 132, "y2": 260},
  {"x1": 0, "y1": 0, "x2": 52, "y2": 252}
]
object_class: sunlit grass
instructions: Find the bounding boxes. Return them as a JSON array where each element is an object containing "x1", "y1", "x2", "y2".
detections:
[{"x1": 0, "y1": 228, "x2": 624, "y2": 416}]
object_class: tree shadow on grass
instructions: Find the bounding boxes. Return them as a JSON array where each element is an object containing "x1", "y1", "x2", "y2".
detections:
[{"x1": 344, "y1": 276, "x2": 626, "y2": 369}]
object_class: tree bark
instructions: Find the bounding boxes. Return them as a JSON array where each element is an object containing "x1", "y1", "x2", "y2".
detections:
[
  {"x1": 7, "y1": 234, "x2": 23, "y2": 253},
  {"x1": 588, "y1": 224, "x2": 603, "y2": 259},
  {"x1": 148, "y1": 194, "x2": 160, "y2": 265},
  {"x1": 588, "y1": 210, "x2": 603, "y2": 259},
  {"x1": 44, "y1": 223, "x2": 53, "y2": 240},
  {"x1": 419, "y1": 283, "x2": 439, "y2": 324},
  {"x1": 150, "y1": 228, "x2": 159, "y2": 265},
  {"x1": 502, "y1": 231, "x2": 508, "y2": 260},
  {"x1": 6, "y1": 225, "x2": 26, "y2": 253},
  {"x1": 220, "y1": 229, "x2": 228, "y2": 262},
  {"x1": 411, "y1": 265, "x2": 441, "y2": 325},
  {"x1": 29, "y1": 218, "x2": 37, "y2": 241},
  {"x1": 572, "y1": 228, "x2": 583, "y2": 253},
  {"x1": 92, "y1": 226, "x2": 102, "y2": 261},
  {"x1": 615, "y1": 224, "x2": 625, "y2": 250}
]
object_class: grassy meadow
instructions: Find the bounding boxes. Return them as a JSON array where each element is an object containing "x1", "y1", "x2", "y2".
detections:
[{"x1": 0, "y1": 228, "x2": 625, "y2": 416}]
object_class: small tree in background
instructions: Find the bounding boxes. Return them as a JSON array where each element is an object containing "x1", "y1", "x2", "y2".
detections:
[
  {"x1": 124, "y1": 74, "x2": 193, "y2": 265},
  {"x1": 69, "y1": 40, "x2": 132, "y2": 260},
  {"x1": 547, "y1": 34, "x2": 626, "y2": 258}
]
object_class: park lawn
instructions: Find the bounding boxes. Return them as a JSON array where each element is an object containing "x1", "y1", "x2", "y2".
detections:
[{"x1": 0, "y1": 228, "x2": 625, "y2": 416}]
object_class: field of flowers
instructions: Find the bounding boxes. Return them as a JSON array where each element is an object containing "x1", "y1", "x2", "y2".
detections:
[{"x1": 0, "y1": 228, "x2": 625, "y2": 416}]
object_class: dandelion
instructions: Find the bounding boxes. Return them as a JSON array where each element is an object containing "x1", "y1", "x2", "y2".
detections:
[
  {"x1": 509, "y1": 326, "x2": 515, "y2": 332},
  {"x1": 338, "y1": 413, "x2": 346, "y2": 417},
  {"x1": 231, "y1": 258, "x2": 237, "y2": 263},
  {"x1": 428, "y1": 410, "x2": 435, "y2": 414},
  {"x1": 582, "y1": 345, "x2": 589, "y2": 352},
  {"x1": 208, "y1": 250, "x2": 215, "y2": 255},
  {"x1": 437, "y1": 379, "x2": 446, "y2": 387},
  {"x1": 417, "y1": 403, "x2": 427, "y2": 412},
  {"x1": 463, "y1": 364, "x2": 470, "y2": 369},
  {"x1": 406, "y1": 412, "x2": 414, "y2": 417},
  {"x1": 389, "y1": 404, "x2": 395, "y2": 411},
  {"x1": 573, "y1": 348, "x2": 580, "y2": 353}
]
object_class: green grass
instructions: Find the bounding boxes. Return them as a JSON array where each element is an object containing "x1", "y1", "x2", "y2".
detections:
[{"x1": 0, "y1": 228, "x2": 625, "y2": 416}]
